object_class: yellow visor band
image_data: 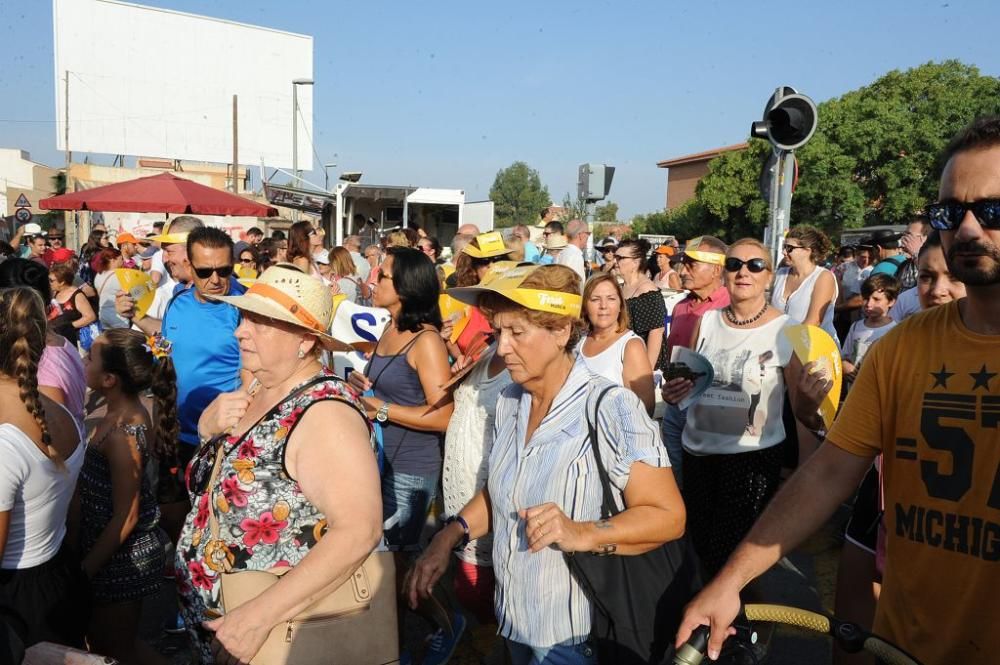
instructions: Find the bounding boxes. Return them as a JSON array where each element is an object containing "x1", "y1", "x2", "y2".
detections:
[
  {"x1": 503, "y1": 288, "x2": 582, "y2": 317},
  {"x1": 683, "y1": 249, "x2": 727, "y2": 266}
]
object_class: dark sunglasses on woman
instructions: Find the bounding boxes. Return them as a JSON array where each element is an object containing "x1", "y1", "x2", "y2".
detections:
[
  {"x1": 724, "y1": 257, "x2": 768, "y2": 273},
  {"x1": 927, "y1": 199, "x2": 1000, "y2": 230}
]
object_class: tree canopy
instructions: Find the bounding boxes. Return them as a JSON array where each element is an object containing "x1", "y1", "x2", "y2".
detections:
[
  {"x1": 635, "y1": 61, "x2": 1000, "y2": 242},
  {"x1": 489, "y1": 162, "x2": 551, "y2": 228}
]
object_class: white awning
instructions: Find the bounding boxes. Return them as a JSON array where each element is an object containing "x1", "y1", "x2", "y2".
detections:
[{"x1": 406, "y1": 188, "x2": 465, "y2": 206}]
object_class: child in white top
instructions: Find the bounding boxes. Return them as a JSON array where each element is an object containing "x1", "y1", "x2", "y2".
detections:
[{"x1": 843, "y1": 273, "x2": 900, "y2": 385}]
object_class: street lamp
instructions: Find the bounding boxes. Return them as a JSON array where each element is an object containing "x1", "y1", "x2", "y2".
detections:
[
  {"x1": 291, "y1": 78, "x2": 314, "y2": 189},
  {"x1": 324, "y1": 162, "x2": 337, "y2": 191}
]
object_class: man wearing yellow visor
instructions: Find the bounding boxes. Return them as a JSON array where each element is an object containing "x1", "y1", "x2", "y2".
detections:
[{"x1": 660, "y1": 235, "x2": 731, "y2": 483}]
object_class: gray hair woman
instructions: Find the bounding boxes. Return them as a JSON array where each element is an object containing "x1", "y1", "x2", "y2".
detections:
[
  {"x1": 177, "y1": 265, "x2": 382, "y2": 664},
  {"x1": 407, "y1": 265, "x2": 685, "y2": 664}
]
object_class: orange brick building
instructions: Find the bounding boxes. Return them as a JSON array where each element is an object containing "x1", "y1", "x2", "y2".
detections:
[{"x1": 657, "y1": 143, "x2": 747, "y2": 210}]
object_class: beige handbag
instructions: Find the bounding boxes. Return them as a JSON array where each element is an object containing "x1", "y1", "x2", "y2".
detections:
[{"x1": 205, "y1": 437, "x2": 399, "y2": 664}]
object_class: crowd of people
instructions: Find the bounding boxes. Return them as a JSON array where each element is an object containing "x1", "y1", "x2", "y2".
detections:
[{"x1": 0, "y1": 115, "x2": 997, "y2": 665}]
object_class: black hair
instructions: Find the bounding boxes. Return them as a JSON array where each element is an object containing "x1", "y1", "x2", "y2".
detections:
[
  {"x1": 271, "y1": 230, "x2": 286, "y2": 240},
  {"x1": 544, "y1": 220, "x2": 564, "y2": 234},
  {"x1": 838, "y1": 246, "x2": 856, "y2": 258},
  {"x1": 618, "y1": 238, "x2": 652, "y2": 272},
  {"x1": 187, "y1": 226, "x2": 234, "y2": 257},
  {"x1": 0, "y1": 258, "x2": 51, "y2": 303},
  {"x1": 386, "y1": 246, "x2": 442, "y2": 332},
  {"x1": 0, "y1": 241, "x2": 16, "y2": 258},
  {"x1": 247, "y1": 227, "x2": 264, "y2": 237},
  {"x1": 941, "y1": 116, "x2": 1000, "y2": 169},
  {"x1": 861, "y1": 273, "x2": 901, "y2": 301}
]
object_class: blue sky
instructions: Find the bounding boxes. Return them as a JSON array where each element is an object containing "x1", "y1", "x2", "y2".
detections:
[{"x1": 2, "y1": 0, "x2": 999, "y2": 219}]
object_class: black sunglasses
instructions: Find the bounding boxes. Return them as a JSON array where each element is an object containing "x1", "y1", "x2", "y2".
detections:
[
  {"x1": 192, "y1": 264, "x2": 234, "y2": 279},
  {"x1": 724, "y1": 257, "x2": 768, "y2": 273},
  {"x1": 927, "y1": 199, "x2": 1000, "y2": 231}
]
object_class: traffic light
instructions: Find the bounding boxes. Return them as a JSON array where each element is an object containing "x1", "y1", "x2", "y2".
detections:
[
  {"x1": 578, "y1": 163, "x2": 615, "y2": 203},
  {"x1": 750, "y1": 88, "x2": 818, "y2": 151}
]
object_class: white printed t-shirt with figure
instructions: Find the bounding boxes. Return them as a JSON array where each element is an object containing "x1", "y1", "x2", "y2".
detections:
[
  {"x1": 843, "y1": 318, "x2": 897, "y2": 383},
  {"x1": 682, "y1": 310, "x2": 794, "y2": 456}
]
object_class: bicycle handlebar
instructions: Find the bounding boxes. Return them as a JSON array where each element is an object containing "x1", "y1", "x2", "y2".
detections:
[{"x1": 673, "y1": 603, "x2": 923, "y2": 665}]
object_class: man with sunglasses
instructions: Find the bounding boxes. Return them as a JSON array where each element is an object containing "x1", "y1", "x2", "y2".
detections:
[
  {"x1": 677, "y1": 116, "x2": 1000, "y2": 665},
  {"x1": 119, "y1": 222, "x2": 248, "y2": 479},
  {"x1": 657, "y1": 236, "x2": 730, "y2": 481}
]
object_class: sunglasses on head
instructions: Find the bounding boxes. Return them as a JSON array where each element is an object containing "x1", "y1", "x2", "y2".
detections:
[
  {"x1": 927, "y1": 199, "x2": 1000, "y2": 231},
  {"x1": 193, "y1": 264, "x2": 234, "y2": 279},
  {"x1": 724, "y1": 257, "x2": 768, "y2": 273}
]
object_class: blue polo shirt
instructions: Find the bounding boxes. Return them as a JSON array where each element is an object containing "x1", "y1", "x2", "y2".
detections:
[{"x1": 162, "y1": 278, "x2": 246, "y2": 447}]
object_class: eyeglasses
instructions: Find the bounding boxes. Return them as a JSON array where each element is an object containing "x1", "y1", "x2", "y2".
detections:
[
  {"x1": 612, "y1": 253, "x2": 636, "y2": 261},
  {"x1": 49, "y1": 237, "x2": 64, "y2": 242},
  {"x1": 927, "y1": 199, "x2": 1000, "y2": 231},
  {"x1": 724, "y1": 257, "x2": 769, "y2": 273},
  {"x1": 239, "y1": 257, "x2": 255, "y2": 264},
  {"x1": 192, "y1": 264, "x2": 234, "y2": 279},
  {"x1": 781, "y1": 244, "x2": 806, "y2": 254},
  {"x1": 92, "y1": 230, "x2": 105, "y2": 237}
]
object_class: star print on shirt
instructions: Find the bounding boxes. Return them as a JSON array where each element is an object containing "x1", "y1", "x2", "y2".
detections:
[
  {"x1": 969, "y1": 364, "x2": 997, "y2": 391},
  {"x1": 930, "y1": 365, "x2": 955, "y2": 389}
]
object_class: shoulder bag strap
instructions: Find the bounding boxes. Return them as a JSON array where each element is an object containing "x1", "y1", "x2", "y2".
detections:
[
  {"x1": 586, "y1": 385, "x2": 621, "y2": 520},
  {"x1": 204, "y1": 374, "x2": 336, "y2": 557}
]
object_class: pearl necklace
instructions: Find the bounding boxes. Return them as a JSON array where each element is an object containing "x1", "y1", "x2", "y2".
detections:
[{"x1": 724, "y1": 303, "x2": 768, "y2": 326}]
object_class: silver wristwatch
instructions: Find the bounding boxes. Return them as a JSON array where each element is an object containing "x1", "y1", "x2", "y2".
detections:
[{"x1": 375, "y1": 402, "x2": 390, "y2": 423}]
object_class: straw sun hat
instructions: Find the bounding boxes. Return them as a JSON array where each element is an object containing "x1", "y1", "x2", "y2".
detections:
[{"x1": 206, "y1": 264, "x2": 348, "y2": 351}]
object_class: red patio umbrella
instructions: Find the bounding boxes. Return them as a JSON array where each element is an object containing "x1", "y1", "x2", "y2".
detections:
[{"x1": 40, "y1": 172, "x2": 278, "y2": 217}]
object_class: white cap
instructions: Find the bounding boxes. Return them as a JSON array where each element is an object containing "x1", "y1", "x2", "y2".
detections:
[
  {"x1": 313, "y1": 249, "x2": 330, "y2": 265},
  {"x1": 23, "y1": 223, "x2": 45, "y2": 236}
]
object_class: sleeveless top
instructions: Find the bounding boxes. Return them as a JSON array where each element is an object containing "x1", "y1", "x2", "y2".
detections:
[
  {"x1": 364, "y1": 331, "x2": 442, "y2": 477},
  {"x1": 575, "y1": 330, "x2": 643, "y2": 385},
  {"x1": 771, "y1": 265, "x2": 840, "y2": 348},
  {"x1": 682, "y1": 310, "x2": 794, "y2": 456},
  {"x1": 175, "y1": 371, "x2": 373, "y2": 637},
  {"x1": 79, "y1": 423, "x2": 163, "y2": 602}
]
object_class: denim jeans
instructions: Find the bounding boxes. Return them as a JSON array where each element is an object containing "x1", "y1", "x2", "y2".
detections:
[
  {"x1": 507, "y1": 640, "x2": 596, "y2": 665},
  {"x1": 661, "y1": 403, "x2": 687, "y2": 488},
  {"x1": 381, "y1": 468, "x2": 439, "y2": 552}
]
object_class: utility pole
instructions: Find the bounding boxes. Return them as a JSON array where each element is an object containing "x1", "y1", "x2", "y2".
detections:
[
  {"x1": 232, "y1": 94, "x2": 239, "y2": 193},
  {"x1": 291, "y1": 78, "x2": 314, "y2": 222},
  {"x1": 64, "y1": 70, "x2": 75, "y2": 248}
]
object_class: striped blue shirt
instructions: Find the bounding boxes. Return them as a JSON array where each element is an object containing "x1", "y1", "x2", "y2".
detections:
[{"x1": 488, "y1": 360, "x2": 670, "y2": 647}]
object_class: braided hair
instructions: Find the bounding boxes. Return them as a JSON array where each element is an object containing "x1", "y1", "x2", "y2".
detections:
[{"x1": 0, "y1": 287, "x2": 57, "y2": 462}]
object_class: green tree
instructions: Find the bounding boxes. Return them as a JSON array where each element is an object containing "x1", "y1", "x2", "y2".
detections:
[
  {"x1": 594, "y1": 201, "x2": 619, "y2": 223},
  {"x1": 489, "y1": 162, "x2": 551, "y2": 227},
  {"x1": 664, "y1": 60, "x2": 1000, "y2": 242}
]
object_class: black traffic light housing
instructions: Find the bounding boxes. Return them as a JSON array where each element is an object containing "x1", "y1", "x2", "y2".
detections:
[{"x1": 750, "y1": 87, "x2": 818, "y2": 151}]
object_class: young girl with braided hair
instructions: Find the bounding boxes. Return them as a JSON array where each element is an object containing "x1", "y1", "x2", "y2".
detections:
[
  {"x1": 78, "y1": 328, "x2": 176, "y2": 664},
  {"x1": 0, "y1": 286, "x2": 88, "y2": 653}
]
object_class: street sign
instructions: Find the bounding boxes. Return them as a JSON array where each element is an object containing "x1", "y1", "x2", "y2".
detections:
[
  {"x1": 15, "y1": 208, "x2": 32, "y2": 223},
  {"x1": 14, "y1": 194, "x2": 30, "y2": 208}
]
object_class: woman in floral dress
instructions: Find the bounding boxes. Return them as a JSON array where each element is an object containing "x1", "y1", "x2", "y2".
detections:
[{"x1": 175, "y1": 265, "x2": 383, "y2": 664}]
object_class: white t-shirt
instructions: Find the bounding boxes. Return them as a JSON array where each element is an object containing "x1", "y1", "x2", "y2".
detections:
[
  {"x1": 350, "y1": 251, "x2": 371, "y2": 282},
  {"x1": 149, "y1": 249, "x2": 166, "y2": 286},
  {"x1": 575, "y1": 331, "x2": 643, "y2": 386},
  {"x1": 889, "y1": 287, "x2": 921, "y2": 323},
  {"x1": 682, "y1": 310, "x2": 794, "y2": 455},
  {"x1": 146, "y1": 274, "x2": 179, "y2": 322},
  {"x1": 0, "y1": 414, "x2": 86, "y2": 569},
  {"x1": 843, "y1": 318, "x2": 897, "y2": 368},
  {"x1": 555, "y1": 243, "x2": 586, "y2": 285},
  {"x1": 336, "y1": 277, "x2": 359, "y2": 304},
  {"x1": 442, "y1": 347, "x2": 512, "y2": 566},
  {"x1": 771, "y1": 265, "x2": 840, "y2": 349}
]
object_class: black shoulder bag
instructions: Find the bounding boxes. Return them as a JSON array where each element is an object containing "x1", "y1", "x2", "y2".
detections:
[{"x1": 565, "y1": 386, "x2": 703, "y2": 665}]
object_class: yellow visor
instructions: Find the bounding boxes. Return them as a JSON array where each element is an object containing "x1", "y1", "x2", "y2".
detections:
[
  {"x1": 683, "y1": 248, "x2": 727, "y2": 266},
  {"x1": 463, "y1": 231, "x2": 512, "y2": 259},
  {"x1": 148, "y1": 232, "x2": 190, "y2": 245},
  {"x1": 448, "y1": 265, "x2": 582, "y2": 317}
]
